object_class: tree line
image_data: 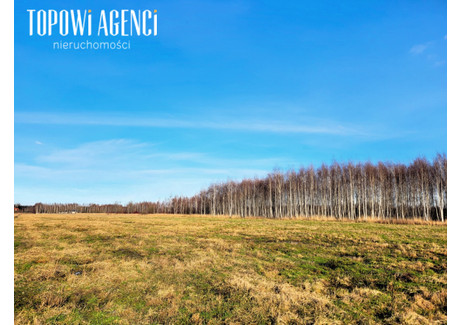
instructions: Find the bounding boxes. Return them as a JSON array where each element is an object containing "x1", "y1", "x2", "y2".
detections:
[{"x1": 16, "y1": 154, "x2": 447, "y2": 221}]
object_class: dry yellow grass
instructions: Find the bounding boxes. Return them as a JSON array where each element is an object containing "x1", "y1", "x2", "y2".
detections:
[{"x1": 15, "y1": 213, "x2": 446, "y2": 324}]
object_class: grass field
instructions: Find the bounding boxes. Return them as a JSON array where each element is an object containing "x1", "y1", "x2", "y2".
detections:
[{"x1": 14, "y1": 214, "x2": 446, "y2": 324}]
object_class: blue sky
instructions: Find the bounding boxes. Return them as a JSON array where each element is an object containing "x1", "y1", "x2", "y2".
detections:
[{"x1": 14, "y1": 0, "x2": 446, "y2": 204}]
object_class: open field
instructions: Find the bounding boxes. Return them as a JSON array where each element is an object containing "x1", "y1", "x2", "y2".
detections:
[{"x1": 14, "y1": 214, "x2": 446, "y2": 324}]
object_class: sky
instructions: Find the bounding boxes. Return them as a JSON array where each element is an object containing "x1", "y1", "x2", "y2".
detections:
[{"x1": 14, "y1": 0, "x2": 447, "y2": 205}]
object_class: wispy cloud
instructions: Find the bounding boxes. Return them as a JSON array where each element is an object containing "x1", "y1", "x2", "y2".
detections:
[
  {"x1": 15, "y1": 162, "x2": 270, "y2": 181},
  {"x1": 16, "y1": 139, "x2": 284, "y2": 202},
  {"x1": 35, "y1": 139, "x2": 291, "y2": 168},
  {"x1": 14, "y1": 158, "x2": 271, "y2": 204},
  {"x1": 410, "y1": 43, "x2": 429, "y2": 55},
  {"x1": 409, "y1": 38, "x2": 446, "y2": 67},
  {"x1": 36, "y1": 139, "x2": 146, "y2": 167},
  {"x1": 15, "y1": 112, "x2": 366, "y2": 136},
  {"x1": 434, "y1": 60, "x2": 445, "y2": 67}
]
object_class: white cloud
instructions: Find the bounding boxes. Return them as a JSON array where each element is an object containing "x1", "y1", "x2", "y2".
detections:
[
  {"x1": 409, "y1": 40, "x2": 446, "y2": 67},
  {"x1": 35, "y1": 139, "x2": 291, "y2": 168},
  {"x1": 410, "y1": 43, "x2": 429, "y2": 55},
  {"x1": 37, "y1": 139, "x2": 145, "y2": 167},
  {"x1": 14, "y1": 160, "x2": 271, "y2": 204},
  {"x1": 15, "y1": 139, "x2": 287, "y2": 204},
  {"x1": 15, "y1": 112, "x2": 365, "y2": 136},
  {"x1": 35, "y1": 141, "x2": 43, "y2": 145},
  {"x1": 434, "y1": 60, "x2": 445, "y2": 67}
]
